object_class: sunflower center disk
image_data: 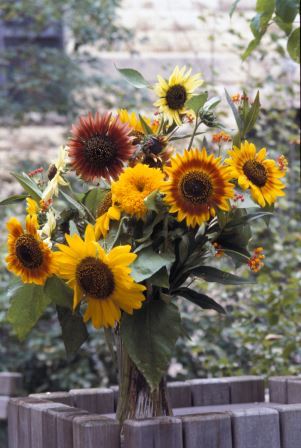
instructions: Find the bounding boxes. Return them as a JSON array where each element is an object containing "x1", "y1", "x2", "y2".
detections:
[
  {"x1": 243, "y1": 160, "x2": 267, "y2": 187},
  {"x1": 166, "y1": 84, "x2": 187, "y2": 110},
  {"x1": 181, "y1": 171, "x2": 213, "y2": 204},
  {"x1": 15, "y1": 234, "x2": 43, "y2": 269},
  {"x1": 84, "y1": 135, "x2": 117, "y2": 167},
  {"x1": 97, "y1": 192, "x2": 112, "y2": 217},
  {"x1": 76, "y1": 257, "x2": 115, "y2": 300}
]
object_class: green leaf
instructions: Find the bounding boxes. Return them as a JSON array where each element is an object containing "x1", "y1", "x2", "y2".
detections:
[
  {"x1": 83, "y1": 187, "x2": 109, "y2": 216},
  {"x1": 130, "y1": 247, "x2": 175, "y2": 282},
  {"x1": 60, "y1": 190, "x2": 86, "y2": 217},
  {"x1": 7, "y1": 283, "x2": 51, "y2": 340},
  {"x1": 225, "y1": 211, "x2": 273, "y2": 229},
  {"x1": 44, "y1": 276, "x2": 73, "y2": 309},
  {"x1": 175, "y1": 287, "x2": 226, "y2": 314},
  {"x1": 11, "y1": 172, "x2": 42, "y2": 202},
  {"x1": 243, "y1": 91, "x2": 260, "y2": 135},
  {"x1": 287, "y1": 27, "x2": 300, "y2": 63},
  {"x1": 116, "y1": 67, "x2": 150, "y2": 88},
  {"x1": 0, "y1": 194, "x2": 28, "y2": 206},
  {"x1": 148, "y1": 267, "x2": 170, "y2": 288},
  {"x1": 187, "y1": 266, "x2": 256, "y2": 285},
  {"x1": 276, "y1": 0, "x2": 298, "y2": 23},
  {"x1": 56, "y1": 306, "x2": 88, "y2": 358},
  {"x1": 274, "y1": 16, "x2": 293, "y2": 35},
  {"x1": 185, "y1": 92, "x2": 208, "y2": 114},
  {"x1": 225, "y1": 89, "x2": 242, "y2": 132},
  {"x1": 144, "y1": 190, "x2": 162, "y2": 213},
  {"x1": 242, "y1": 37, "x2": 261, "y2": 60},
  {"x1": 121, "y1": 300, "x2": 182, "y2": 390},
  {"x1": 229, "y1": 0, "x2": 241, "y2": 17},
  {"x1": 203, "y1": 96, "x2": 221, "y2": 111},
  {"x1": 139, "y1": 114, "x2": 153, "y2": 135}
]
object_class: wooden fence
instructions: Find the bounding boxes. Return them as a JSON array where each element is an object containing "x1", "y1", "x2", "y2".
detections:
[{"x1": 5, "y1": 375, "x2": 301, "y2": 448}]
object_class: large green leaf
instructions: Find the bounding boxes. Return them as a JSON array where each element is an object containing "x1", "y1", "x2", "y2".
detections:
[
  {"x1": 121, "y1": 300, "x2": 182, "y2": 390},
  {"x1": 276, "y1": 0, "x2": 298, "y2": 23},
  {"x1": 0, "y1": 194, "x2": 28, "y2": 206},
  {"x1": 187, "y1": 266, "x2": 256, "y2": 285},
  {"x1": 116, "y1": 67, "x2": 150, "y2": 88},
  {"x1": 44, "y1": 276, "x2": 73, "y2": 309},
  {"x1": 7, "y1": 283, "x2": 51, "y2": 340},
  {"x1": 130, "y1": 247, "x2": 175, "y2": 282},
  {"x1": 83, "y1": 187, "x2": 109, "y2": 217},
  {"x1": 287, "y1": 27, "x2": 300, "y2": 63},
  {"x1": 175, "y1": 287, "x2": 226, "y2": 314},
  {"x1": 60, "y1": 190, "x2": 87, "y2": 217},
  {"x1": 203, "y1": 96, "x2": 221, "y2": 111},
  {"x1": 243, "y1": 91, "x2": 260, "y2": 135},
  {"x1": 225, "y1": 89, "x2": 242, "y2": 132},
  {"x1": 11, "y1": 172, "x2": 42, "y2": 202},
  {"x1": 224, "y1": 211, "x2": 273, "y2": 229},
  {"x1": 56, "y1": 306, "x2": 88, "y2": 358},
  {"x1": 229, "y1": 0, "x2": 241, "y2": 17},
  {"x1": 185, "y1": 92, "x2": 208, "y2": 114}
]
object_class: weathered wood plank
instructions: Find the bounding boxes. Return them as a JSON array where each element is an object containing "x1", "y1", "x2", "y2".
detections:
[
  {"x1": 123, "y1": 416, "x2": 183, "y2": 448},
  {"x1": 287, "y1": 379, "x2": 301, "y2": 405},
  {"x1": 265, "y1": 403, "x2": 301, "y2": 448},
  {"x1": 73, "y1": 415, "x2": 120, "y2": 448},
  {"x1": 69, "y1": 388, "x2": 114, "y2": 414},
  {"x1": 0, "y1": 396, "x2": 10, "y2": 419},
  {"x1": 167, "y1": 382, "x2": 192, "y2": 408},
  {"x1": 181, "y1": 413, "x2": 232, "y2": 448},
  {"x1": 30, "y1": 401, "x2": 69, "y2": 448},
  {"x1": 230, "y1": 407, "x2": 281, "y2": 448},
  {"x1": 56, "y1": 409, "x2": 89, "y2": 448},
  {"x1": 223, "y1": 376, "x2": 265, "y2": 403},
  {"x1": 187, "y1": 379, "x2": 230, "y2": 406},
  {"x1": 0, "y1": 373, "x2": 23, "y2": 396},
  {"x1": 14, "y1": 398, "x2": 49, "y2": 448},
  {"x1": 29, "y1": 392, "x2": 73, "y2": 406},
  {"x1": 7, "y1": 397, "x2": 24, "y2": 448}
]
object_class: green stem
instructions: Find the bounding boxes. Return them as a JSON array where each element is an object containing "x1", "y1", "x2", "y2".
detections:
[{"x1": 187, "y1": 119, "x2": 202, "y2": 150}]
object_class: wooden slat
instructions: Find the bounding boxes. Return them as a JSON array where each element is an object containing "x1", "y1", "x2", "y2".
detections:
[
  {"x1": 73, "y1": 415, "x2": 120, "y2": 448},
  {"x1": 265, "y1": 403, "x2": 301, "y2": 448},
  {"x1": 69, "y1": 388, "x2": 114, "y2": 414},
  {"x1": 187, "y1": 379, "x2": 230, "y2": 406},
  {"x1": 30, "y1": 401, "x2": 69, "y2": 448},
  {"x1": 167, "y1": 382, "x2": 192, "y2": 408},
  {"x1": 123, "y1": 416, "x2": 183, "y2": 448},
  {"x1": 181, "y1": 413, "x2": 232, "y2": 448},
  {"x1": 0, "y1": 373, "x2": 23, "y2": 396},
  {"x1": 56, "y1": 409, "x2": 89, "y2": 448},
  {"x1": 29, "y1": 392, "x2": 73, "y2": 406},
  {"x1": 287, "y1": 379, "x2": 301, "y2": 405}
]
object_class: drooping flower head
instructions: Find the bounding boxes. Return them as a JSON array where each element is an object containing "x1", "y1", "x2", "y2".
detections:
[
  {"x1": 69, "y1": 112, "x2": 135, "y2": 182},
  {"x1": 161, "y1": 148, "x2": 234, "y2": 227},
  {"x1": 6, "y1": 215, "x2": 57, "y2": 285},
  {"x1": 42, "y1": 146, "x2": 68, "y2": 202},
  {"x1": 95, "y1": 191, "x2": 121, "y2": 239},
  {"x1": 225, "y1": 141, "x2": 286, "y2": 207},
  {"x1": 111, "y1": 163, "x2": 164, "y2": 220},
  {"x1": 154, "y1": 66, "x2": 203, "y2": 127},
  {"x1": 55, "y1": 225, "x2": 145, "y2": 329},
  {"x1": 117, "y1": 109, "x2": 158, "y2": 144}
]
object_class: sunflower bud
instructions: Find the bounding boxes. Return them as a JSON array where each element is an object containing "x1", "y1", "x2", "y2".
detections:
[
  {"x1": 141, "y1": 136, "x2": 167, "y2": 155},
  {"x1": 200, "y1": 110, "x2": 216, "y2": 127}
]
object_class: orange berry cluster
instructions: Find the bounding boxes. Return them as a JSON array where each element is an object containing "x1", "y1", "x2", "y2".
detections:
[
  {"x1": 248, "y1": 247, "x2": 265, "y2": 273},
  {"x1": 277, "y1": 155, "x2": 288, "y2": 172},
  {"x1": 212, "y1": 132, "x2": 231, "y2": 143},
  {"x1": 213, "y1": 242, "x2": 224, "y2": 258},
  {"x1": 40, "y1": 199, "x2": 53, "y2": 212},
  {"x1": 231, "y1": 93, "x2": 249, "y2": 103}
]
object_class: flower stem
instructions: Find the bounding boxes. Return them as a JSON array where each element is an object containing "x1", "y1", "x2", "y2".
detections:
[{"x1": 187, "y1": 119, "x2": 202, "y2": 150}]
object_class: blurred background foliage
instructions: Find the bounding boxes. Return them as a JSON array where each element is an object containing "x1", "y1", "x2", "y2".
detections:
[{"x1": 0, "y1": 0, "x2": 300, "y2": 399}]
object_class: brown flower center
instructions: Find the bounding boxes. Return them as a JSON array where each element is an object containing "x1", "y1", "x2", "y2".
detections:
[
  {"x1": 48, "y1": 164, "x2": 58, "y2": 181},
  {"x1": 243, "y1": 160, "x2": 267, "y2": 187},
  {"x1": 166, "y1": 84, "x2": 187, "y2": 110},
  {"x1": 76, "y1": 257, "x2": 115, "y2": 300},
  {"x1": 84, "y1": 135, "x2": 117, "y2": 167},
  {"x1": 180, "y1": 170, "x2": 213, "y2": 204},
  {"x1": 15, "y1": 234, "x2": 43, "y2": 269},
  {"x1": 97, "y1": 191, "x2": 112, "y2": 217}
]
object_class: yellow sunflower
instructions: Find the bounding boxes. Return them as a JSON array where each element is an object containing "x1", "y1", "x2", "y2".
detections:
[
  {"x1": 225, "y1": 141, "x2": 286, "y2": 207},
  {"x1": 55, "y1": 225, "x2": 145, "y2": 329},
  {"x1": 95, "y1": 191, "x2": 121, "y2": 239},
  {"x1": 26, "y1": 198, "x2": 39, "y2": 218},
  {"x1": 111, "y1": 163, "x2": 164, "y2": 220},
  {"x1": 117, "y1": 109, "x2": 158, "y2": 145},
  {"x1": 161, "y1": 148, "x2": 234, "y2": 227},
  {"x1": 6, "y1": 215, "x2": 57, "y2": 285},
  {"x1": 154, "y1": 66, "x2": 203, "y2": 127}
]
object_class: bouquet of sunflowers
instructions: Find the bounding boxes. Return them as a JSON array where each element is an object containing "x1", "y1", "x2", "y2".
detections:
[{"x1": 2, "y1": 66, "x2": 287, "y2": 421}]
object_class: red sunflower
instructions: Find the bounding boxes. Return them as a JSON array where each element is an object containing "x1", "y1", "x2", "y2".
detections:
[{"x1": 68, "y1": 112, "x2": 135, "y2": 182}]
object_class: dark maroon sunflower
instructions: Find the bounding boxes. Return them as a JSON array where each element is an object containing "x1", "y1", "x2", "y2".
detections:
[{"x1": 68, "y1": 112, "x2": 135, "y2": 182}]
